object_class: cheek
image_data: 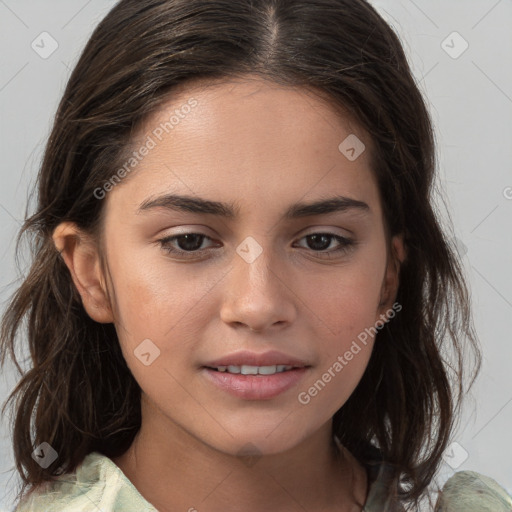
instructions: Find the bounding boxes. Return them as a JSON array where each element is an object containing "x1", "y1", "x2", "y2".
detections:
[
  {"x1": 296, "y1": 268, "x2": 381, "y2": 418},
  {"x1": 106, "y1": 248, "x2": 215, "y2": 349},
  {"x1": 295, "y1": 245, "x2": 386, "y2": 410},
  {"x1": 107, "y1": 258, "x2": 212, "y2": 396},
  {"x1": 300, "y1": 257, "x2": 385, "y2": 341}
]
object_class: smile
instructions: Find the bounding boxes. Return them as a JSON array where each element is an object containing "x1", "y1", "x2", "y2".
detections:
[
  {"x1": 208, "y1": 364, "x2": 295, "y2": 375},
  {"x1": 202, "y1": 366, "x2": 309, "y2": 400}
]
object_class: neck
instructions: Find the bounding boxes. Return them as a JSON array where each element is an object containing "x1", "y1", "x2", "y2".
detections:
[{"x1": 111, "y1": 400, "x2": 368, "y2": 512}]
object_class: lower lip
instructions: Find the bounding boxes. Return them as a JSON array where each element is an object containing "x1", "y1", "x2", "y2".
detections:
[{"x1": 202, "y1": 367, "x2": 309, "y2": 400}]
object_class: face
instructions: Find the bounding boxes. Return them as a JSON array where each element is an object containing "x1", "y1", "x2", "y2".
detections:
[{"x1": 59, "y1": 76, "x2": 402, "y2": 456}]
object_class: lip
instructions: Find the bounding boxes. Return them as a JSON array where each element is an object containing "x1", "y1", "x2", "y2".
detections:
[
  {"x1": 203, "y1": 349, "x2": 310, "y2": 368},
  {"x1": 202, "y1": 366, "x2": 309, "y2": 400}
]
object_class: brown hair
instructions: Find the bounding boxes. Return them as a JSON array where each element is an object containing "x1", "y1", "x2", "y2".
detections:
[{"x1": 0, "y1": 0, "x2": 481, "y2": 509}]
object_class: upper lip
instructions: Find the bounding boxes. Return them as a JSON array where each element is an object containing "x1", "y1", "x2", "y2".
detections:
[{"x1": 203, "y1": 350, "x2": 310, "y2": 368}]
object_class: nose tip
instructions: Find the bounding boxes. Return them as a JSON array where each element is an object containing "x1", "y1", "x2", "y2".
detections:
[{"x1": 220, "y1": 251, "x2": 296, "y2": 334}]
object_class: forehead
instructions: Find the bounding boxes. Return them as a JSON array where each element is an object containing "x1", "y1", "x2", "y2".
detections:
[
  {"x1": 107, "y1": 76, "x2": 381, "y2": 219},
  {"x1": 141, "y1": 75, "x2": 370, "y2": 155}
]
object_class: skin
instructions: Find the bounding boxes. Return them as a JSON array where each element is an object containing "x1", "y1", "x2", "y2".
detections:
[{"x1": 53, "y1": 75, "x2": 405, "y2": 512}]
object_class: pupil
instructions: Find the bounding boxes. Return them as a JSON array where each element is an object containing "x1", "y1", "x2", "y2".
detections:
[
  {"x1": 178, "y1": 234, "x2": 203, "y2": 251},
  {"x1": 308, "y1": 234, "x2": 330, "y2": 251}
]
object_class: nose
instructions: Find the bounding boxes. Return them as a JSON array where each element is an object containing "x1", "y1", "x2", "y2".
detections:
[{"x1": 219, "y1": 237, "x2": 296, "y2": 334}]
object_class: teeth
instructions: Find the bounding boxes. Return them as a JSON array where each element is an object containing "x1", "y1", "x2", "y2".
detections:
[
  {"x1": 258, "y1": 365, "x2": 278, "y2": 375},
  {"x1": 241, "y1": 365, "x2": 259, "y2": 375},
  {"x1": 214, "y1": 365, "x2": 294, "y2": 375}
]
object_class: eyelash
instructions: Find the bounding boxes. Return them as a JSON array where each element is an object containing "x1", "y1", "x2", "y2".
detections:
[{"x1": 157, "y1": 232, "x2": 355, "y2": 259}]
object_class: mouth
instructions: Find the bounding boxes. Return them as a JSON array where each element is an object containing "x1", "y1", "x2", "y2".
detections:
[
  {"x1": 202, "y1": 364, "x2": 310, "y2": 400},
  {"x1": 205, "y1": 364, "x2": 301, "y2": 375},
  {"x1": 201, "y1": 350, "x2": 311, "y2": 399}
]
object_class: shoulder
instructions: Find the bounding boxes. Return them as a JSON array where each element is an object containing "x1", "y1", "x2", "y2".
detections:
[
  {"x1": 14, "y1": 451, "x2": 157, "y2": 512},
  {"x1": 435, "y1": 470, "x2": 512, "y2": 512}
]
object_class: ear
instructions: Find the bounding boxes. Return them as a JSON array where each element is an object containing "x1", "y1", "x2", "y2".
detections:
[
  {"x1": 377, "y1": 234, "x2": 406, "y2": 319},
  {"x1": 52, "y1": 222, "x2": 114, "y2": 323}
]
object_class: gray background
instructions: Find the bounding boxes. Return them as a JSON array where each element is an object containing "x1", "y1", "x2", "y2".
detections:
[{"x1": 1, "y1": 0, "x2": 511, "y2": 509}]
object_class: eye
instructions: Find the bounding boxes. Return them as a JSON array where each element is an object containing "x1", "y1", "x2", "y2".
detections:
[
  {"x1": 293, "y1": 232, "x2": 355, "y2": 256},
  {"x1": 158, "y1": 233, "x2": 216, "y2": 257},
  {"x1": 157, "y1": 231, "x2": 355, "y2": 259}
]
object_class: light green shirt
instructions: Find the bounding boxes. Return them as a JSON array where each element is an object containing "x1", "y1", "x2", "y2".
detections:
[
  {"x1": 14, "y1": 451, "x2": 399, "y2": 511},
  {"x1": 13, "y1": 451, "x2": 511, "y2": 511},
  {"x1": 15, "y1": 452, "x2": 157, "y2": 511}
]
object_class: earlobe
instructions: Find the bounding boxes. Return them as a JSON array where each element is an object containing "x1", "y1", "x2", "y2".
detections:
[{"x1": 52, "y1": 222, "x2": 114, "y2": 324}]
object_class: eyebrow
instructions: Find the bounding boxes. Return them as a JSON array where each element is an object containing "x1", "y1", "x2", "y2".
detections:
[{"x1": 137, "y1": 193, "x2": 370, "y2": 219}]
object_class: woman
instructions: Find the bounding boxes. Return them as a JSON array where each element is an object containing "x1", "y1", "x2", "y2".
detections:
[{"x1": 1, "y1": 1, "x2": 509, "y2": 510}]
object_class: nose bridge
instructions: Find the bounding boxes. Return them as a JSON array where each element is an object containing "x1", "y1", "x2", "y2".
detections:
[
  {"x1": 232, "y1": 234, "x2": 279, "y2": 296},
  {"x1": 220, "y1": 232, "x2": 295, "y2": 330}
]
